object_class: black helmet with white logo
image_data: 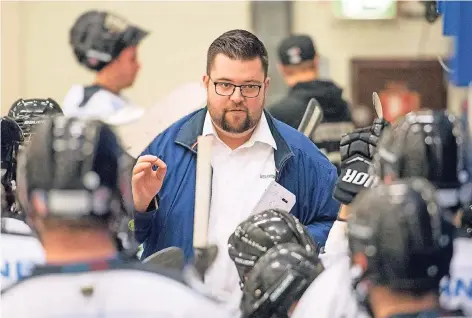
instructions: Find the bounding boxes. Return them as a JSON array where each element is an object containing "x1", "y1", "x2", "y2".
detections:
[
  {"x1": 228, "y1": 209, "x2": 318, "y2": 288},
  {"x1": 372, "y1": 110, "x2": 468, "y2": 210},
  {"x1": 348, "y1": 178, "x2": 454, "y2": 296},
  {"x1": 16, "y1": 116, "x2": 136, "y2": 256},
  {"x1": 240, "y1": 243, "x2": 324, "y2": 318},
  {"x1": 1, "y1": 116, "x2": 24, "y2": 215},
  {"x1": 70, "y1": 10, "x2": 148, "y2": 71},
  {"x1": 8, "y1": 98, "x2": 63, "y2": 144}
]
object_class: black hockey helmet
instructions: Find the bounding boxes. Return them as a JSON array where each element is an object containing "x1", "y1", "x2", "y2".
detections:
[
  {"x1": 372, "y1": 110, "x2": 468, "y2": 209},
  {"x1": 348, "y1": 178, "x2": 454, "y2": 295},
  {"x1": 228, "y1": 209, "x2": 318, "y2": 287},
  {"x1": 1, "y1": 116, "x2": 23, "y2": 184},
  {"x1": 70, "y1": 10, "x2": 148, "y2": 71},
  {"x1": 16, "y1": 116, "x2": 136, "y2": 253},
  {"x1": 240, "y1": 243, "x2": 324, "y2": 318},
  {"x1": 1, "y1": 116, "x2": 24, "y2": 214},
  {"x1": 8, "y1": 98, "x2": 63, "y2": 144}
]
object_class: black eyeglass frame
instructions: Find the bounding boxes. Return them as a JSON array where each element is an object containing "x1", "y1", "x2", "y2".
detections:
[{"x1": 209, "y1": 77, "x2": 263, "y2": 98}]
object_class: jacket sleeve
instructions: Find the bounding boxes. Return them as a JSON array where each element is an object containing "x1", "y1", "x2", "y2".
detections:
[
  {"x1": 305, "y1": 164, "x2": 340, "y2": 247},
  {"x1": 133, "y1": 138, "x2": 162, "y2": 244},
  {"x1": 134, "y1": 203, "x2": 158, "y2": 244}
]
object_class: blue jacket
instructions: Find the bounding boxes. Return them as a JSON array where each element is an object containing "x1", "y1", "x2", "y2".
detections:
[{"x1": 134, "y1": 108, "x2": 340, "y2": 261}]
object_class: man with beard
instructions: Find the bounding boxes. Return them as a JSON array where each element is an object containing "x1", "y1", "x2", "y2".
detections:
[{"x1": 131, "y1": 29, "x2": 340, "y2": 302}]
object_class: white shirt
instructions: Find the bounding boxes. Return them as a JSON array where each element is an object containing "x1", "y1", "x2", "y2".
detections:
[
  {"x1": 62, "y1": 85, "x2": 144, "y2": 125},
  {"x1": 439, "y1": 237, "x2": 472, "y2": 316},
  {"x1": 1, "y1": 218, "x2": 45, "y2": 290},
  {"x1": 202, "y1": 112, "x2": 277, "y2": 303},
  {"x1": 291, "y1": 256, "x2": 368, "y2": 318},
  {"x1": 2, "y1": 268, "x2": 233, "y2": 318}
]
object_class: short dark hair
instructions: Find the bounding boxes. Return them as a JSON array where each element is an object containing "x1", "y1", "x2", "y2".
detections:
[{"x1": 206, "y1": 29, "x2": 269, "y2": 77}]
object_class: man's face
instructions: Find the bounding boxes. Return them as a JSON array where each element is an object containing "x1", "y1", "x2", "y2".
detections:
[
  {"x1": 117, "y1": 46, "x2": 140, "y2": 88},
  {"x1": 203, "y1": 54, "x2": 269, "y2": 134}
]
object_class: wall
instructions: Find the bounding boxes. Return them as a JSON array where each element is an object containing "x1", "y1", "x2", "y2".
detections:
[
  {"x1": 1, "y1": 1, "x2": 463, "y2": 117},
  {"x1": 1, "y1": 1, "x2": 23, "y2": 113},
  {"x1": 292, "y1": 1, "x2": 462, "y2": 112},
  {"x1": 1, "y1": 1, "x2": 251, "y2": 114}
]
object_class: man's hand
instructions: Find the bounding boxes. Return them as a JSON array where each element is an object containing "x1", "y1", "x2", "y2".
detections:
[
  {"x1": 333, "y1": 119, "x2": 389, "y2": 205},
  {"x1": 132, "y1": 155, "x2": 167, "y2": 212}
]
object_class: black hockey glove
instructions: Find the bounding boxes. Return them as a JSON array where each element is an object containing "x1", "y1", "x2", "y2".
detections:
[{"x1": 333, "y1": 119, "x2": 389, "y2": 204}]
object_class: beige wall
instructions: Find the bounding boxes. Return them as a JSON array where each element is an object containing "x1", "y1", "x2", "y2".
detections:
[
  {"x1": 1, "y1": 1, "x2": 251, "y2": 114},
  {"x1": 293, "y1": 1, "x2": 452, "y2": 106},
  {"x1": 1, "y1": 1, "x2": 23, "y2": 114},
  {"x1": 1, "y1": 1, "x2": 462, "y2": 117}
]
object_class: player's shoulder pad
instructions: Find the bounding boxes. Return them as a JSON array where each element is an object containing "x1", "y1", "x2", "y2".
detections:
[{"x1": 1, "y1": 260, "x2": 186, "y2": 296}]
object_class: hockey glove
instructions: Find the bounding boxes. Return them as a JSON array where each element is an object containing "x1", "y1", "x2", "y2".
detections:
[{"x1": 333, "y1": 119, "x2": 389, "y2": 204}]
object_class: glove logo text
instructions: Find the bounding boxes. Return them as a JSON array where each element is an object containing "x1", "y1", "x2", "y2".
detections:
[{"x1": 341, "y1": 169, "x2": 377, "y2": 188}]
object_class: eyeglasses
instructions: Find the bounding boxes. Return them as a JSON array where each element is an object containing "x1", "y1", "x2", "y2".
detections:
[{"x1": 209, "y1": 77, "x2": 262, "y2": 98}]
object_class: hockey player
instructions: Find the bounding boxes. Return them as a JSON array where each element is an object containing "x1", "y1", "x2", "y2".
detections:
[
  {"x1": 63, "y1": 10, "x2": 147, "y2": 125},
  {"x1": 324, "y1": 109, "x2": 464, "y2": 261},
  {"x1": 321, "y1": 116, "x2": 388, "y2": 266},
  {"x1": 1, "y1": 117, "x2": 45, "y2": 291},
  {"x1": 268, "y1": 34, "x2": 354, "y2": 172},
  {"x1": 287, "y1": 118, "x2": 388, "y2": 318},
  {"x1": 228, "y1": 209, "x2": 318, "y2": 289},
  {"x1": 8, "y1": 98, "x2": 63, "y2": 145},
  {"x1": 372, "y1": 110, "x2": 467, "y2": 209},
  {"x1": 372, "y1": 110, "x2": 471, "y2": 316},
  {"x1": 440, "y1": 204, "x2": 472, "y2": 317},
  {"x1": 292, "y1": 178, "x2": 455, "y2": 318},
  {"x1": 1, "y1": 116, "x2": 232, "y2": 318},
  {"x1": 240, "y1": 243, "x2": 324, "y2": 318},
  {"x1": 1, "y1": 189, "x2": 45, "y2": 291},
  {"x1": 1, "y1": 116, "x2": 24, "y2": 216}
]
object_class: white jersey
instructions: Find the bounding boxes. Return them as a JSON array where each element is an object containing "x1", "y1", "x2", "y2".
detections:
[
  {"x1": 293, "y1": 220, "x2": 364, "y2": 318},
  {"x1": 319, "y1": 220, "x2": 349, "y2": 268},
  {"x1": 291, "y1": 255, "x2": 367, "y2": 318},
  {"x1": 113, "y1": 82, "x2": 207, "y2": 158},
  {"x1": 440, "y1": 237, "x2": 472, "y2": 316},
  {"x1": 62, "y1": 85, "x2": 144, "y2": 126},
  {"x1": 1, "y1": 218, "x2": 45, "y2": 290},
  {"x1": 2, "y1": 262, "x2": 233, "y2": 318}
]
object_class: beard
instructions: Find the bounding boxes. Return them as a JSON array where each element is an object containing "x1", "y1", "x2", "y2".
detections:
[{"x1": 208, "y1": 102, "x2": 262, "y2": 134}]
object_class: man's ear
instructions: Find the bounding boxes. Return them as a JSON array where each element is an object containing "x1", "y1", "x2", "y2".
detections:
[
  {"x1": 264, "y1": 76, "x2": 271, "y2": 96},
  {"x1": 202, "y1": 74, "x2": 209, "y2": 90},
  {"x1": 313, "y1": 55, "x2": 319, "y2": 69},
  {"x1": 31, "y1": 191, "x2": 48, "y2": 218}
]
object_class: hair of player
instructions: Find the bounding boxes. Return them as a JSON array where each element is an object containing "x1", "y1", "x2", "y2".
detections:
[
  {"x1": 206, "y1": 29, "x2": 269, "y2": 77},
  {"x1": 42, "y1": 217, "x2": 109, "y2": 232},
  {"x1": 281, "y1": 60, "x2": 317, "y2": 75}
]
